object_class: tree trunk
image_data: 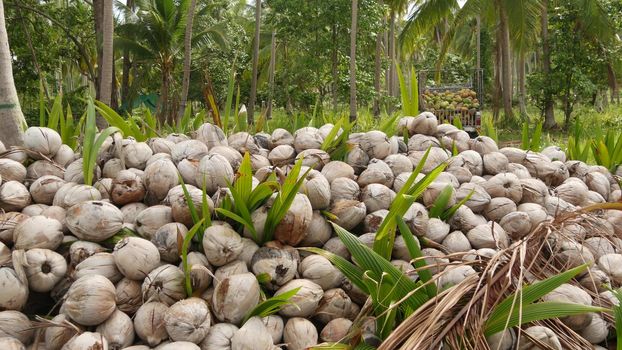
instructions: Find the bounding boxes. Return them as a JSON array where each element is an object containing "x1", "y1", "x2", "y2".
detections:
[
  {"x1": 518, "y1": 51, "x2": 527, "y2": 118},
  {"x1": 93, "y1": 0, "x2": 104, "y2": 100},
  {"x1": 0, "y1": 0, "x2": 25, "y2": 147},
  {"x1": 248, "y1": 0, "x2": 261, "y2": 126},
  {"x1": 158, "y1": 62, "x2": 171, "y2": 125},
  {"x1": 541, "y1": 0, "x2": 555, "y2": 128},
  {"x1": 499, "y1": 4, "x2": 513, "y2": 121},
  {"x1": 606, "y1": 62, "x2": 619, "y2": 104},
  {"x1": 388, "y1": 10, "x2": 396, "y2": 97},
  {"x1": 331, "y1": 23, "x2": 338, "y2": 111},
  {"x1": 97, "y1": 0, "x2": 113, "y2": 128},
  {"x1": 492, "y1": 30, "x2": 502, "y2": 120},
  {"x1": 121, "y1": 0, "x2": 134, "y2": 110},
  {"x1": 476, "y1": 15, "x2": 481, "y2": 72},
  {"x1": 179, "y1": 0, "x2": 197, "y2": 121},
  {"x1": 373, "y1": 17, "x2": 383, "y2": 118},
  {"x1": 267, "y1": 30, "x2": 276, "y2": 119},
  {"x1": 349, "y1": 0, "x2": 358, "y2": 122}
]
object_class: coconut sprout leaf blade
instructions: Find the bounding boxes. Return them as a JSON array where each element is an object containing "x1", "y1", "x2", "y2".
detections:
[
  {"x1": 429, "y1": 185, "x2": 453, "y2": 219},
  {"x1": 310, "y1": 344, "x2": 350, "y2": 350},
  {"x1": 178, "y1": 174, "x2": 201, "y2": 227},
  {"x1": 47, "y1": 94, "x2": 63, "y2": 130},
  {"x1": 484, "y1": 302, "x2": 606, "y2": 337},
  {"x1": 442, "y1": 188, "x2": 474, "y2": 220},
  {"x1": 410, "y1": 66, "x2": 419, "y2": 115},
  {"x1": 94, "y1": 100, "x2": 134, "y2": 138},
  {"x1": 181, "y1": 218, "x2": 206, "y2": 297},
  {"x1": 234, "y1": 153, "x2": 254, "y2": 203},
  {"x1": 247, "y1": 182, "x2": 278, "y2": 210},
  {"x1": 379, "y1": 113, "x2": 401, "y2": 135},
  {"x1": 320, "y1": 117, "x2": 345, "y2": 151},
  {"x1": 452, "y1": 115, "x2": 463, "y2": 130},
  {"x1": 521, "y1": 122, "x2": 530, "y2": 150},
  {"x1": 223, "y1": 58, "x2": 236, "y2": 135},
  {"x1": 608, "y1": 288, "x2": 622, "y2": 350},
  {"x1": 530, "y1": 121, "x2": 543, "y2": 151},
  {"x1": 332, "y1": 223, "x2": 429, "y2": 312},
  {"x1": 200, "y1": 183, "x2": 211, "y2": 234},
  {"x1": 215, "y1": 208, "x2": 257, "y2": 241},
  {"x1": 487, "y1": 263, "x2": 589, "y2": 329},
  {"x1": 242, "y1": 287, "x2": 301, "y2": 324},
  {"x1": 86, "y1": 127, "x2": 119, "y2": 186},
  {"x1": 396, "y1": 217, "x2": 436, "y2": 298},
  {"x1": 303, "y1": 247, "x2": 368, "y2": 294}
]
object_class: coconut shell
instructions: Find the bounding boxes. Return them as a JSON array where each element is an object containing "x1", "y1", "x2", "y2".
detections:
[
  {"x1": 212, "y1": 272, "x2": 260, "y2": 325},
  {"x1": 274, "y1": 193, "x2": 313, "y2": 246}
]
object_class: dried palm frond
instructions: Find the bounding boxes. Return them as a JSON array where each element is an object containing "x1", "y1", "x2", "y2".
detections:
[{"x1": 380, "y1": 203, "x2": 622, "y2": 350}]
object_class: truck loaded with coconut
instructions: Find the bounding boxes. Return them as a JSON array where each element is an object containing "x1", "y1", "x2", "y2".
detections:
[{"x1": 418, "y1": 68, "x2": 484, "y2": 136}]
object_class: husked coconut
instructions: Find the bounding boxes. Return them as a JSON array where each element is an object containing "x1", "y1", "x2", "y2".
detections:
[
  {"x1": 96, "y1": 308, "x2": 135, "y2": 349},
  {"x1": 543, "y1": 196, "x2": 575, "y2": 216},
  {"x1": 275, "y1": 279, "x2": 323, "y2": 317},
  {"x1": 499, "y1": 212, "x2": 532, "y2": 239},
  {"x1": 299, "y1": 255, "x2": 343, "y2": 290},
  {"x1": 231, "y1": 316, "x2": 273, "y2": 350},
  {"x1": 148, "y1": 137, "x2": 175, "y2": 154},
  {"x1": 143, "y1": 158, "x2": 179, "y2": 205},
  {"x1": 449, "y1": 205, "x2": 486, "y2": 232},
  {"x1": 200, "y1": 323, "x2": 238, "y2": 350},
  {"x1": 75, "y1": 252, "x2": 123, "y2": 283},
  {"x1": 0, "y1": 311, "x2": 33, "y2": 345},
  {"x1": 29, "y1": 175, "x2": 65, "y2": 205},
  {"x1": 331, "y1": 177, "x2": 360, "y2": 202},
  {"x1": 520, "y1": 178, "x2": 549, "y2": 205},
  {"x1": 486, "y1": 329, "x2": 515, "y2": 350},
  {"x1": 250, "y1": 154, "x2": 271, "y2": 171},
  {"x1": 267, "y1": 144, "x2": 295, "y2": 167},
  {"x1": 507, "y1": 163, "x2": 531, "y2": 179},
  {"x1": 409, "y1": 148, "x2": 450, "y2": 174},
  {"x1": 164, "y1": 298, "x2": 211, "y2": 343},
  {"x1": 296, "y1": 149, "x2": 330, "y2": 170},
  {"x1": 578, "y1": 267, "x2": 610, "y2": 293},
  {"x1": 214, "y1": 260, "x2": 248, "y2": 281},
  {"x1": 469, "y1": 136, "x2": 498, "y2": 155},
  {"x1": 408, "y1": 112, "x2": 438, "y2": 136},
  {"x1": 442, "y1": 231, "x2": 472, "y2": 253},
  {"x1": 102, "y1": 158, "x2": 125, "y2": 179},
  {"x1": 403, "y1": 202, "x2": 429, "y2": 235},
  {"x1": 361, "y1": 184, "x2": 395, "y2": 213},
  {"x1": 195, "y1": 154, "x2": 234, "y2": 195},
  {"x1": 135, "y1": 205, "x2": 173, "y2": 239},
  {"x1": 331, "y1": 200, "x2": 366, "y2": 230},
  {"x1": 425, "y1": 218, "x2": 451, "y2": 243},
  {"x1": 66, "y1": 201, "x2": 123, "y2": 242},
  {"x1": 152, "y1": 222, "x2": 188, "y2": 263},
  {"x1": 0, "y1": 159, "x2": 27, "y2": 183},
  {"x1": 407, "y1": 134, "x2": 440, "y2": 152},
  {"x1": 24, "y1": 248, "x2": 67, "y2": 293},
  {"x1": 0, "y1": 181, "x2": 31, "y2": 212},
  {"x1": 64, "y1": 274, "x2": 116, "y2": 326},
  {"x1": 134, "y1": 302, "x2": 169, "y2": 346},
  {"x1": 584, "y1": 237, "x2": 615, "y2": 259},
  {"x1": 116, "y1": 278, "x2": 143, "y2": 314},
  {"x1": 251, "y1": 246, "x2": 298, "y2": 288},
  {"x1": 212, "y1": 273, "x2": 260, "y2": 325},
  {"x1": 272, "y1": 128, "x2": 294, "y2": 147},
  {"x1": 63, "y1": 332, "x2": 109, "y2": 350},
  {"x1": 293, "y1": 127, "x2": 323, "y2": 153},
  {"x1": 123, "y1": 142, "x2": 153, "y2": 169},
  {"x1": 314, "y1": 288, "x2": 352, "y2": 324},
  {"x1": 456, "y1": 183, "x2": 490, "y2": 213},
  {"x1": 384, "y1": 154, "x2": 413, "y2": 176},
  {"x1": 586, "y1": 172, "x2": 610, "y2": 201},
  {"x1": 167, "y1": 184, "x2": 214, "y2": 227},
  {"x1": 364, "y1": 209, "x2": 388, "y2": 233},
  {"x1": 437, "y1": 265, "x2": 477, "y2": 289},
  {"x1": 142, "y1": 264, "x2": 185, "y2": 305},
  {"x1": 481, "y1": 173, "x2": 522, "y2": 202},
  {"x1": 114, "y1": 237, "x2": 161, "y2": 280},
  {"x1": 358, "y1": 159, "x2": 394, "y2": 187},
  {"x1": 320, "y1": 318, "x2": 352, "y2": 343},
  {"x1": 53, "y1": 183, "x2": 101, "y2": 209},
  {"x1": 322, "y1": 162, "x2": 355, "y2": 183},
  {"x1": 283, "y1": 318, "x2": 318, "y2": 350},
  {"x1": 467, "y1": 222, "x2": 509, "y2": 249},
  {"x1": 346, "y1": 146, "x2": 369, "y2": 174},
  {"x1": 202, "y1": 225, "x2": 243, "y2": 266},
  {"x1": 13, "y1": 215, "x2": 63, "y2": 250},
  {"x1": 448, "y1": 150, "x2": 483, "y2": 176},
  {"x1": 422, "y1": 182, "x2": 456, "y2": 208},
  {"x1": 597, "y1": 253, "x2": 622, "y2": 283},
  {"x1": 518, "y1": 325, "x2": 562, "y2": 350},
  {"x1": 301, "y1": 170, "x2": 331, "y2": 210},
  {"x1": 274, "y1": 193, "x2": 313, "y2": 246},
  {"x1": 228, "y1": 132, "x2": 261, "y2": 155},
  {"x1": 209, "y1": 146, "x2": 243, "y2": 170},
  {"x1": 24, "y1": 127, "x2": 62, "y2": 158},
  {"x1": 483, "y1": 197, "x2": 516, "y2": 222},
  {"x1": 300, "y1": 211, "x2": 332, "y2": 247},
  {"x1": 543, "y1": 283, "x2": 593, "y2": 330},
  {"x1": 195, "y1": 123, "x2": 227, "y2": 148},
  {"x1": 420, "y1": 248, "x2": 449, "y2": 274},
  {"x1": 64, "y1": 158, "x2": 98, "y2": 183},
  {"x1": 482, "y1": 152, "x2": 508, "y2": 175},
  {"x1": 254, "y1": 132, "x2": 273, "y2": 149},
  {"x1": 446, "y1": 166, "x2": 472, "y2": 184},
  {"x1": 554, "y1": 179, "x2": 589, "y2": 206},
  {"x1": 359, "y1": 130, "x2": 393, "y2": 159}
]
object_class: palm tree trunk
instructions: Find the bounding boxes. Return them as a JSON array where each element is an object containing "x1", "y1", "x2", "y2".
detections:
[
  {"x1": 388, "y1": 10, "x2": 396, "y2": 97},
  {"x1": 0, "y1": 0, "x2": 25, "y2": 147},
  {"x1": 606, "y1": 62, "x2": 619, "y2": 104},
  {"x1": 499, "y1": 4, "x2": 514, "y2": 121},
  {"x1": 541, "y1": 0, "x2": 555, "y2": 128},
  {"x1": 179, "y1": 0, "x2": 197, "y2": 121},
  {"x1": 476, "y1": 15, "x2": 481, "y2": 72},
  {"x1": 331, "y1": 23, "x2": 338, "y2": 111},
  {"x1": 267, "y1": 30, "x2": 276, "y2": 119},
  {"x1": 98, "y1": 0, "x2": 113, "y2": 128},
  {"x1": 492, "y1": 30, "x2": 502, "y2": 120},
  {"x1": 121, "y1": 0, "x2": 134, "y2": 110},
  {"x1": 349, "y1": 0, "x2": 358, "y2": 122},
  {"x1": 373, "y1": 23, "x2": 383, "y2": 118},
  {"x1": 158, "y1": 62, "x2": 171, "y2": 125},
  {"x1": 518, "y1": 51, "x2": 527, "y2": 118},
  {"x1": 248, "y1": 0, "x2": 261, "y2": 126}
]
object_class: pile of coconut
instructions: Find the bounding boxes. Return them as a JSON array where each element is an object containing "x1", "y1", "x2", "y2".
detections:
[{"x1": 0, "y1": 111, "x2": 621, "y2": 350}]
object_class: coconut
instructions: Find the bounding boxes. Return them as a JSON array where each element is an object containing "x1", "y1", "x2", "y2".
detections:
[
  {"x1": 481, "y1": 152, "x2": 509, "y2": 175},
  {"x1": 0, "y1": 311, "x2": 33, "y2": 345},
  {"x1": 425, "y1": 218, "x2": 451, "y2": 243},
  {"x1": 467, "y1": 222, "x2": 509, "y2": 249},
  {"x1": 283, "y1": 318, "x2": 318, "y2": 350},
  {"x1": 402, "y1": 202, "x2": 429, "y2": 235},
  {"x1": 519, "y1": 178, "x2": 549, "y2": 205},
  {"x1": 320, "y1": 318, "x2": 352, "y2": 343},
  {"x1": 358, "y1": 159, "x2": 394, "y2": 188},
  {"x1": 163, "y1": 298, "x2": 211, "y2": 344},
  {"x1": 481, "y1": 173, "x2": 523, "y2": 203},
  {"x1": 112, "y1": 278, "x2": 142, "y2": 316},
  {"x1": 202, "y1": 225, "x2": 243, "y2": 267},
  {"x1": 0, "y1": 159, "x2": 27, "y2": 183},
  {"x1": 267, "y1": 144, "x2": 295, "y2": 167},
  {"x1": 166, "y1": 133, "x2": 191, "y2": 144},
  {"x1": 169, "y1": 140, "x2": 207, "y2": 165},
  {"x1": 196, "y1": 154, "x2": 234, "y2": 195},
  {"x1": 584, "y1": 237, "x2": 615, "y2": 260},
  {"x1": 13, "y1": 215, "x2": 63, "y2": 250},
  {"x1": 93, "y1": 178, "x2": 113, "y2": 199},
  {"x1": 585, "y1": 172, "x2": 610, "y2": 201},
  {"x1": 151, "y1": 223, "x2": 187, "y2": 263},
  {"x1": 66, "y1": 201, "x2": 123, "y2": 242},
  {"x1": 543, "y1": 196, "x2": 575, "y2": 216},
  {"x1": 321, "y1": 162, "x2": 355, "y2": 184},
  {"x1": 64, "y1": 159, "x2": 98, "y2": 184},
  {"x1": 578, "y1": 267, "x2": 610, "y2": 293},
  {"x1": 407, "y1": 112, "x2": 438, "y2": 135},
  {"x1": 200, "y1": 323, "x2": 238, "y2": 350},
  {"x1": 499, "y1": 212, "x2": 532, "y2": 239},
  {"x1": 0, "y1": 251, "x2": 29, "y2": 311},
  {"x1": 299, "y1": 211, "x2": 332, "y2": 247},
  {"x1": 293, "y1": 127, "x2": 323, "y2": 153},
  {"x1": 24, "y1": 127, "x2": 62, "y2": 158},
  {"x1": 448, "y1": 205, "x2": 486, "y2": 232},
  {"x1": 113, "y1": 237, "x2": 161, "y2": 280},
  {"x1": 0, "y1": 337, "x2": 24, "y2": 350},
  {"x1": 299, "y1": 255, "x2": 343, "y2": 290},
  {"x1": 214, "y1": 260, "x2": 248, "y2": 282},
  {"x1": 483, "y1": 197, "x2": 516, "y2": 222},
  {"x1": 322, "y1": 237, "x2": 350, "y2": 260},
  {"x1": 360, "y1": 184, "x2": 396, "y2": 213},
  {"x1": 167, "y1": 185, "x2": 214, "y2": 228},
  {"x1": 212, "y1": 272, "x2": 260, "y2": 325},
  {"x1": 29, "y1": 175, "x2": 65, "y2": 205},
  {"x1": 228, "y1": 132, "x2": 261, "y2": 155},
  {"x1": 123, "y1": 142, "x2": 153, "y2": 170},
  {"x1": 0, "y1": 181, "x2": 31, "y2": 212},
  {"x1": 63, "y1": 274, "x2": 116, "y2": 326},
  {"x1": 270, "y1": 128, "x2": 293, "y2": 147},
  {"x1": 358, "y1": 130, "x2": 392, "y2": 159},
  {"x1": 364, "y1": 209, "x2": 389, "y2": 233},
  {"x1": 195, "y1": 123, "x2": 227, "y2": 148},
  {"x1": 517, "y1": 325, "x2": 562, "y2": 350},
  {"x1": 52, "y1": 144, "x2": 75, "y2": 168},
  {"x1": 300, "y1": 170, "x2": 331, "y2": 210},
  {"x1": 134, "y1": 302, "x2": 169, "y2": 346},
  {"x1": 62, "y1": 332, "x2": 109, "y2": 350},
  {"x1": 442, "y1": 231, "x2": 472, "y2": 253},
  {"x1": 273, "y1": 193, "x2": 313, "y2": 246},
  {"x1": 52, "y1": 183, "x2": 101, "y2": 209},
  {"x1": 230, "y1": 316, "x2": 273, "y2": 350},
  {"x1": 75, "y1": 252, "x2": 123, "y2": 283},
  {"x1": 422, "y1": 182, "x2": 456, "y2": 208},
  {"x1": 142, "y1": 159, "x2": 179, "y2": 205},
  {"x1": 597, "y1": 253, "x2": 622, "y2": 283},
  {"x1": 44, "y1": 313, "x2": 81, "y2": 350},
  {"x1": 314, "y1": 288, "x2": 352, "y2": 324},
  {"x1": 109, "y1": 170, "x2": 145, "y2": 205},
  {"x1": 409, "y1": 148, "x2": 450, "y2": 174},
  {"x1": 346, "y1": 146, "x2": 370, "y2": 174},
  {"x1": 469, "y1": 136, "x2": 498, "y2": 155},
  {"x1": 135, "y1": 205, "x2": 173, "y2": 239},
  {"x1": 251, "y1": 247, "x2": 298, "y2": 288},
  {"x1": 384, "y1": 154, "x2": 413, "y2": 177},
  {"x1": 456, "y1": 183, "x2": 490, "y2": 213},
  {"x1": 437, "y1": 265, "x2": 477, "y2": 289},
  {"x1": 139, "y1": 264, "x2": 183, "y2": 306},
  {"x1": 331, "y1": 200, "x2": 366, "y2": 231},
  {"x1": 554, "y1": 179, "x2": 589, "y2": 206},
  {"x1": 23, "y1": 248, "x2": 66, "y2": 293},
  {"x1": 486, "y1": 329, "x2": 515, "y2": 350},
  {"x1": 95, "y1": 308, "x2": 135, "y2": 349},
  {"x1": 296, "y1": 149, "x2": 330, "y2": 170},
  {"x1": 407, "y1": 134, "x2": 440, "y2": 152},
  {"x1": 148, "y1": 137, "x2": 176, "y2": 154},
  {"x1": 543, "y1": 283, "x2": 593, "y2": 330}
]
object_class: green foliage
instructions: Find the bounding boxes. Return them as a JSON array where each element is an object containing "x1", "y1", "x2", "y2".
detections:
[
  {"x1": 429, "y1": 186, "x2": 474, "y2": 221},
  {"x1": 180, "y1": 218, "x2": 206, "y2": 297},
  {"x1": 178, "y1": 175, "x2": 212, "y2": 242},
  {"x1": 520, "y1": 120, "x2": 543, "y2": 151},
  {"x1": 484, "y1": 264, "x2": 606, "y2": 336},
  {"x1": 373, "y1": 147, "x2": 447, "y2": 260},
  {"x1": 480, "y1": 115, "x2": 498, "y2": 143},
  {"x1": 566, "y1": 119, "x2": 591, "y2": 162},
  {"x1": 320, "y1": 116, "x2": 354, "y2": 161},
  {"x1": 395, "y1": 217, "x2": 436, "y2": 298},
  {"x1": 591, "y1": 128, "x2": 622, "y2": 172},
  {"x1": 41, "y1": 94, "x2": 83, "y2": 150},
  {"x1": 223, "y1": 59, "x2": 237, "y2": 135},
  {"x1": 95, "y1": 101, "x2": 155, "y2": 141},
  {"x1": 396, "y1": 63, "x2": 419, "y2": 116},
  {"x1": 608, "y1": 287, "x2": 622, "y2": 350},
  {"x1": 216, "y1": 153, "x2": 278, "y2": 244},
  {"x1": 243, "y1": 287, "x2": 300, "y2": 324},
  {"x1": 83, "y1": 99, "x2": 119, "y2": 186},
  {"x1": 452, "y1": 115, "x2": 463, "y2": 130}
]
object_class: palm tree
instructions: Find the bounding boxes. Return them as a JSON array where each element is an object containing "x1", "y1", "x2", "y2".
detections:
[
  {"x1": 179, "y1": 0, "x2": 198, "y2": 119},
  {"x1": 385, "y1": 0, "x2": 409, "y2": 97},
  {"x1": 0, "y1": 0, "x2": 26, "y2": 147},
  {"x1": 248, "y1": 0, "x2": 262, "y2": 126},
  {"x1": 349, "y1": 0, "x2": 359, "y2": 122},
  {"x1": 99, "y1": 0, "x2": 114, "y2": 126}
]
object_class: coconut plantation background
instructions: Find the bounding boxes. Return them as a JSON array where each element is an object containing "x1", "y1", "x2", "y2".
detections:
[{"x1": 1, "y1": 0, "x2": 622, "y2": 350}]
